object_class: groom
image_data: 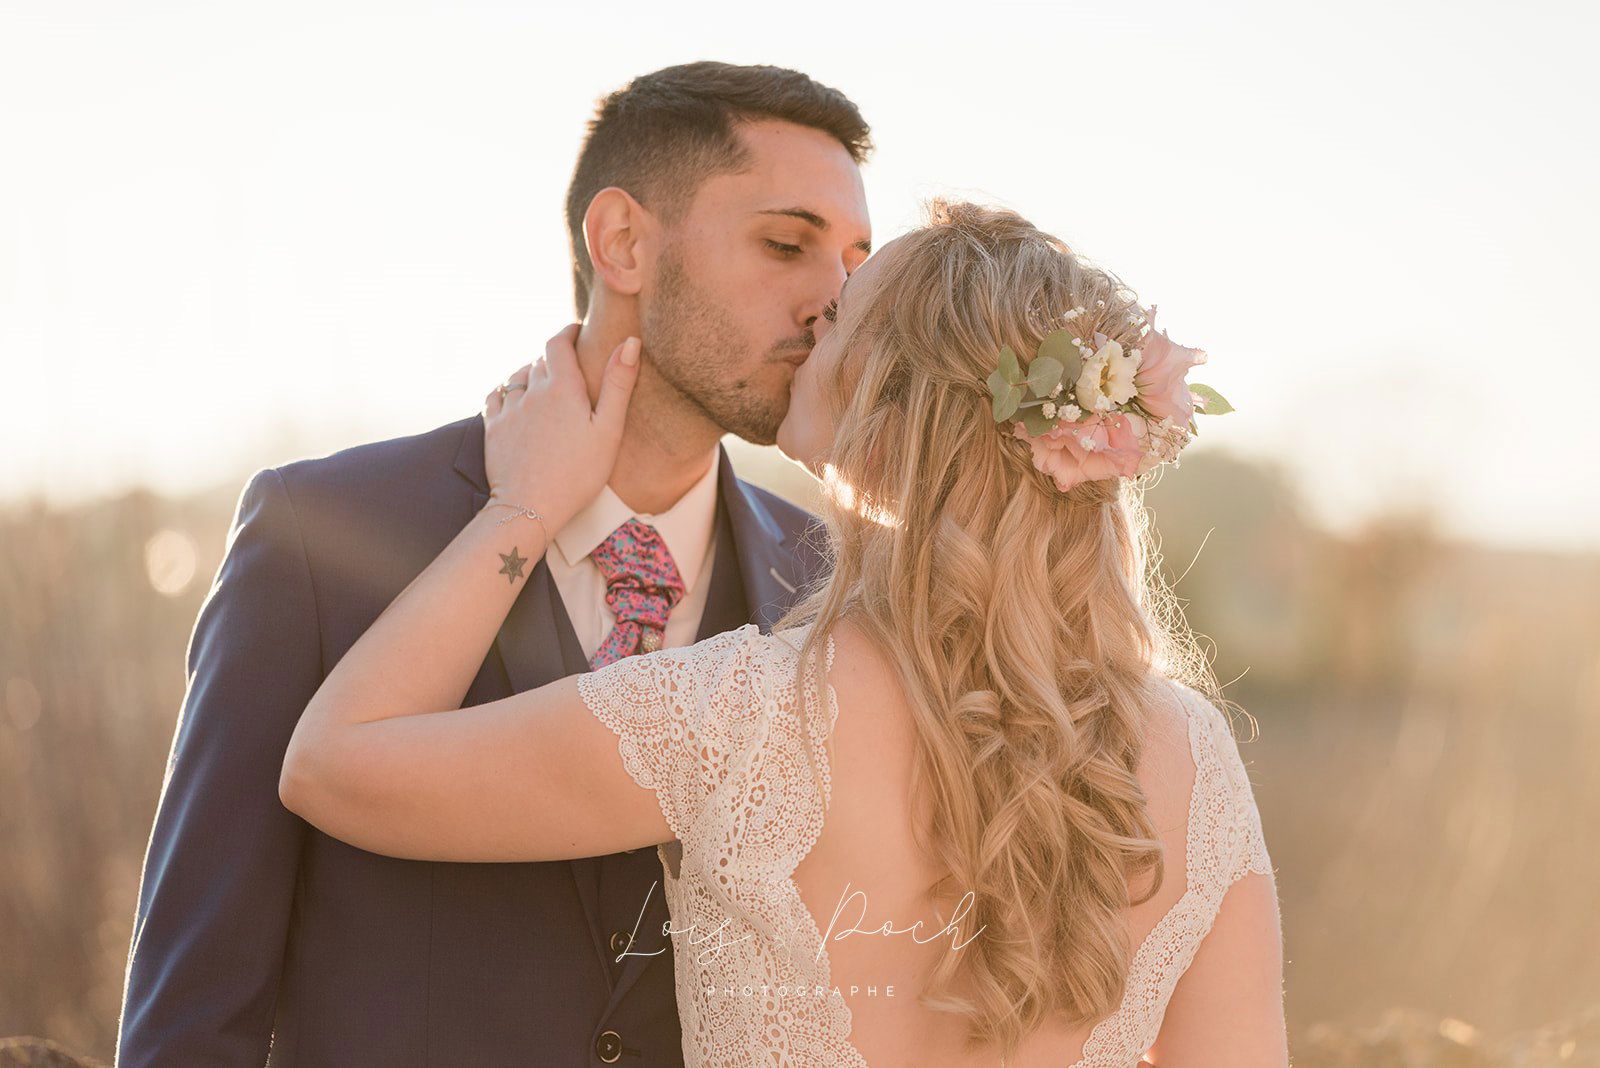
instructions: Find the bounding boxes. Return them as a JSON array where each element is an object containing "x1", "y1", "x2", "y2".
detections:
[{"x1": 118, "y1": 61, "x2": 872, "y2": 1066}]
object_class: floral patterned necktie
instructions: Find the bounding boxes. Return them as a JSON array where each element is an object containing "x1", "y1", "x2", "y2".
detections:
[{"x1": 588, "y1": 517, "x2": 686, "y2": 669}]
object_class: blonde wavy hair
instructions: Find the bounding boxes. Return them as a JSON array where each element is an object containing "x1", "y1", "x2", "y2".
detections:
[{"x1": 778, "y1": 199, "x2": 1226, "y2": 1056}]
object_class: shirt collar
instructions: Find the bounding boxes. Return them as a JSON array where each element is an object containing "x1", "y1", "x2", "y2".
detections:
[{"x1": 552, "y1": 448, "x2": 722, "y2": 592}]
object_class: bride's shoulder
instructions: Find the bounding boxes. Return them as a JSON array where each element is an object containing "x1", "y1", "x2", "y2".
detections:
[
  {"x1": 679, "y1": 622, "x2": 765, "y2": 662},
  {"x1": 770, "y1": 617, "x2": 901, "y2": 696},
  {"x1": 1136, "y1": 677, "x2": 1255, "y2": 806},
  {"x1": 1148, "y1": 677, "x2": 1265, "y2": 814},
  {"x1": 682, "y1": 622, "x2": 836, "y2": 694},
  {"x1": 1150, "y1": 676, "x2": 1241, "y2": 742},
  {"x1": 1127, "y1": 678, "x2": 1204, "y2": 814},
  {"x1": 1142, "y1": 676, "x2": 1203, "y2": 748}
]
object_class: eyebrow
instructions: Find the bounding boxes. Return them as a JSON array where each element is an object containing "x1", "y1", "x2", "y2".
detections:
[{"x1": 755, "y1": 207, "x2": 873, "y2": 254}]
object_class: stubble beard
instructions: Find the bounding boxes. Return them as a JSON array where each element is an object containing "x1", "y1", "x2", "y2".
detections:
[{"x1": 642, "y1": 249, "x2": 798, "y2": 446}]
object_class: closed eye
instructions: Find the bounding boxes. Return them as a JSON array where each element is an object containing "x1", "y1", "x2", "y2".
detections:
[
  {"x1": 763, "y1": 239, "x2": 804, "y2": 258},
  {"x1": 821, "y1": 299, "x2": 838, "y2": 323}
]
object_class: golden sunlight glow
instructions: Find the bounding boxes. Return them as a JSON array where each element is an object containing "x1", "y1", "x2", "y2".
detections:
[
  {"x1": 821, "y1": 463, "x2": 900, "y2": 528},
  {"x1": 143, "y1": 528, "x2": 198, "y2": 598}
]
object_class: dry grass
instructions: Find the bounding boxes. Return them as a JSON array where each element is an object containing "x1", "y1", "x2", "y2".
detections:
[{"x1": 2, "y1": 448, "x2": 1596, "y2": 1062}]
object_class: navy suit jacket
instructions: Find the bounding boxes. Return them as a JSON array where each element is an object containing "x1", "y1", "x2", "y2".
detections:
[{"x1": 118, "y1": 413, "x2": 826, "y2": 1067}]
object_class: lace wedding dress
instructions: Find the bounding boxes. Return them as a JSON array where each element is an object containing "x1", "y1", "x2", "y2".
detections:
[{"x1": 576, "y1": 621, "x2": 1274, "y2": 1067}]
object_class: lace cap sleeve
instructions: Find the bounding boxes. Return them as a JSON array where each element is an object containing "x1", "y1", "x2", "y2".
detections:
[
  {"x1": 575, "y1": 623, "x2": 767, "y2": 841},
  {"x1": 1191, "y1": 691, "x2": 1274, "y2": 883}
]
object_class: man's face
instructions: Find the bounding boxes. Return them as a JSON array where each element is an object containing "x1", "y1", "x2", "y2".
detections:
[{"x1": 638, "y1": 119, "x2": 872, "y2": 445}]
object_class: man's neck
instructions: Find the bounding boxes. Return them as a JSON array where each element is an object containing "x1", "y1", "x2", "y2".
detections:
[{"x1": 575, "y1": 319, "x2": 724, "y2": 516}]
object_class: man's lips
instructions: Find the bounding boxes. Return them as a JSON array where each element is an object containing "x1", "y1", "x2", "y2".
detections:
[{"x1": 781, "y1": 349, "x2": 813, "y2": 368}]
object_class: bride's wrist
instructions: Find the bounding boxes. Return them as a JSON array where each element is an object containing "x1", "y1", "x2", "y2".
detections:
[
  {"x1": 481, "y1": 492, "x2": 555, "y2": 546},
  {"x1": 485, "y1": 482, "x2": 551, "y2": 515}
]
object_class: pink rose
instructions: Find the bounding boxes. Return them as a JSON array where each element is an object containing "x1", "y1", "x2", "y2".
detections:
[
  {"x1": 1014, "y1": 412, "x2": 1148, "y2": 493},
  {"x1": 1133, "y1": 306, "x2": 1207, "y2": 425}
]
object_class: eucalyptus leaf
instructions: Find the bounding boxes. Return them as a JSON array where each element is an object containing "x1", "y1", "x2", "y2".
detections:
[
  {"x1": 1189, "y1": 383, "x2": 1235, "y2": 415},
  {"x1": 997, "y1": 345, "x2": 1024, "y2": 385},
  {"x1": 1036, "y1": 329, "x2": 1077, "y2": 362},
  {"x1": 992, "y1": 384, "x2": 1023, "y2": 422},
  {"x1": 1037, "y1": 329, "x2": 1083, "y2": 387},
  {"x1": 985, "y1": 369, "x2": 1010, "y2": 400},
  {"x1": 1026, "y1": 355, "x2": 1065, "y2": 399}
]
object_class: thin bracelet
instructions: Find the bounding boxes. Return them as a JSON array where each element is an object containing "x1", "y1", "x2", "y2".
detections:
[{"x1": 484, "y1": 497, "x2": 550, "y2": 544}]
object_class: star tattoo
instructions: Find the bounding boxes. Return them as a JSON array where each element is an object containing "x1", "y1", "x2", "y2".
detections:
[{"x1": 497, "y1": 545, "x2": 528, "y2": 585}]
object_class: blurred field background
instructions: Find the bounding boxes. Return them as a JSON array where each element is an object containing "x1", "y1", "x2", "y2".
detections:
[{"x1": 3, "y1": 439, "x2": 1598, "y2": 1064}]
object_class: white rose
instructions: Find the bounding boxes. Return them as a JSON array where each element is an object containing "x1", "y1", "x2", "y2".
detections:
[{"x1": 1075, "y1": 339, "x2": 1141, "y2": 411}]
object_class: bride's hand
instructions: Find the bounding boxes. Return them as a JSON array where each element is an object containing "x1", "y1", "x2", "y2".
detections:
[{"x1": 482, "y1": 324, "x2": 640, "y2": 535}]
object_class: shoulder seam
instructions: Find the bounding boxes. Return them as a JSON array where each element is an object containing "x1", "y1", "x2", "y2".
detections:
[{"x1": 263, "y1": 466, "x2": 327, "y2": 677}]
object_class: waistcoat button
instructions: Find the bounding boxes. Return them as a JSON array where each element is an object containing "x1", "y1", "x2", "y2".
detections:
[{"x1": 595, "y1": 1029, "x2": 623, "y2": 1063}]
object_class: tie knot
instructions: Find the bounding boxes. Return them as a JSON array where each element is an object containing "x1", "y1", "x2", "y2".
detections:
[{"x1": 591, "y1": 517, "x2": 686, "y2": 603}]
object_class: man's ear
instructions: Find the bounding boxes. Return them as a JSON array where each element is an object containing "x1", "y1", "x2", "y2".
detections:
[{"x1": 583, "y1": 187, "x2": 656, "y2": 298}]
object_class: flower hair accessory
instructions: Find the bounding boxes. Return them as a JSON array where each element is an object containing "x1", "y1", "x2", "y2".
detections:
[{"x1": 984, "y1": 305, "x2": 1232, "y2": 493}]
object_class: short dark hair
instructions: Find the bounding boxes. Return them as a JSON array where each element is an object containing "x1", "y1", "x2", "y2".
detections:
[{"x1": 564, "y1": 61, "x2": 873, "y2": 315}]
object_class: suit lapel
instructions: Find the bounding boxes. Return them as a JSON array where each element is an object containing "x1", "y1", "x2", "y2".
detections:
[
  {"x1": 695, "y1": 458, "x2": 755, "y2": 642},
  {"x1": 711, "y1": 445, "x2": 806, "y2": 632}
]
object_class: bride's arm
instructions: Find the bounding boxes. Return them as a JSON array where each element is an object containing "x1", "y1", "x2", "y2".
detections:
[
  {"x1": 279, "y1": 331, "x2": 673, "y2": 862},
  {"x1": 279, "y1": 501, "x2": 671, "y2": 862},
  {"x1": 1145, "y1": 870, "x2": 1287, "y2": 1065},
  {"x1": 1147, "y1": 697, "x2": 1287, "y2": 1065}
]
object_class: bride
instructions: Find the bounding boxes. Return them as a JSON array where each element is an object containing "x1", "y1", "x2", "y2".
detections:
[{"x1": 280, "y1": 199, "x2": 1287, "y2": 1066}]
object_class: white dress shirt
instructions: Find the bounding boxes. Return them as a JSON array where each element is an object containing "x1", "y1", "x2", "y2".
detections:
[{"x1": 546, "y1": 449, "x2": 722, "y2": 662}]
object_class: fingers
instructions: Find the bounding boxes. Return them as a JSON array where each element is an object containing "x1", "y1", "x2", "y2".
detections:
[
  {"x1": 503, "y1": 364, "x2": 532, "y2": 393},
  {"x1": 594, "y1": 336, "x2": 641, "y2": 431},
  {"x1": 488, "y1": 327, "x2": 634, "y2": 429},
  {"x1": 484, "y1": 361, "x2": 531, "y2": 419},
  {"x1": 544, "y1": 322, "x2": 583, "y2": 380}
]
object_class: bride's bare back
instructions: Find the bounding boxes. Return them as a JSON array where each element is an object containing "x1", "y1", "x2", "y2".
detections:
[
  {"x1": 570, "y1": 615, "x2": 1284, "y2": 1067},
  {"x1": 800, "y1": 619, "x2": 1283, "y2": 1067}
]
